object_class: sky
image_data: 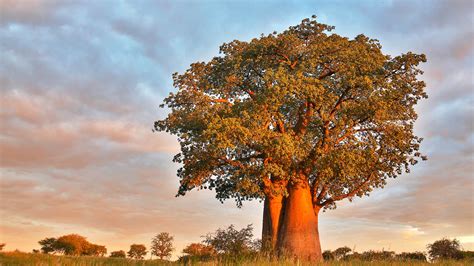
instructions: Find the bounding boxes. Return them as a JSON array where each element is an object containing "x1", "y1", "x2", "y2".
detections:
[{"x1": 0, "y1": 0, "x2": 473, "y2": 259}]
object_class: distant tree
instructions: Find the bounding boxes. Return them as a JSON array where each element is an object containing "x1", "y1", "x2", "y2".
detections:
[
  {"x1": 55, "y1": 234, "x2": 89, "y2": 256},
  {"x1": 38, "y1": 234, "x2": 106, "y2": 256},
  {"x1": 0, "y1": 243, "x2": 5, "y2": 251},
  {"x1": 203, "y1": 224, "x2": 255, "y2": 255},
  {"x1": 333, "y1": 246, "x2": 351, "y2": 260},
  {"x1": 83, "y1": 244, "x2": 107, "y2": 256},
  {"x1": 396, "y1": 251, "x2": 427, "y2": 261},
  {"x1": 110, "y1": 250, "x2": 127, "y2": 258},
  {"x1": 322, "y1": 250, "x2": 335, "y2": 260},
  {"x1": 38, "y1": 238, "x2": 58, "y2": 254},
  {"x1": 128, "y1": 244, "x2": 147, "y2": 259},
  {"x1": 151, "y1": 232, "x2": 174, "y2": 260},
  {"x1": 156, "y1": 15, "x2": 427, "y2": 261},
  {"x1": 427, "y1": 238, "x2": 463, "y2": 261},
  {"x1": 32, "y1": 249, "x2": 40, "y2": 254},
  {"x1": 182, "y1": 243, "x2": 216, "y2": 258}
]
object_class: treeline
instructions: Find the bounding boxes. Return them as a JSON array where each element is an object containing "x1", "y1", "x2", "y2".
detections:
[
  {"x1": 30, "y1": 225, "x2": 474, "y2": 263},
  {"x1": 322, "y1": 239, "x2": 474, "y2": 262},
  {"x1": 37, "y1": 232, "x2": 175, "y2": 260}
]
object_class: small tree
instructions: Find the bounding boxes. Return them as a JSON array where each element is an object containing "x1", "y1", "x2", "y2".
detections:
[
  {"x1": 151, "y1": 232, "x2": 174, "y2": 260},
  {"x1": 110, "y1": 250, "x2": 126, "y2": 258},
  {"x1": 0, "y1": 243, "x2": 5, "y2": 251},
  {"x1": 427, "y1": 238, "x2": 463, "y2": 261},
  {"x1": 38, "y1": 238, "x2": 57, "y2": 254},
  {"x1": 203, "y1": 224, "x2": 255, "y2": 255},
  {"x1": 333, "y1": 246, "x2": 351, "y2": 260},
  {"x1": 128, "y1": 244, "x2": 147, "y2": 259}
]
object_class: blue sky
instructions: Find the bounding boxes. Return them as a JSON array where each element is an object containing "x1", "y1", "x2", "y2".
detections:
[{"x1": 1, "y1": 0, "x2": 473, "y2": 258}]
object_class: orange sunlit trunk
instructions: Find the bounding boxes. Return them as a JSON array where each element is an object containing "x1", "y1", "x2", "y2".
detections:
[
  {"x1": 277, "y1": 181, "x2": 322, "y2": 261},
  {"x1": 262, "y1": 194, "x2": 284, "y2": 251}
]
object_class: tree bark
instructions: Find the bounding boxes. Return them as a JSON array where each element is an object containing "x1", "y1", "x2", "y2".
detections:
[
  {"x1": 261, "y1": 194, "x2": 284, "y2": 251},
  {"x1": 277, "y1": 182, "x2": 322, "y2": 261}
]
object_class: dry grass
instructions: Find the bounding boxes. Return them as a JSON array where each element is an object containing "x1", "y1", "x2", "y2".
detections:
[{"x1": 1, "y1": 251, "x2": 472, "y2": 266}]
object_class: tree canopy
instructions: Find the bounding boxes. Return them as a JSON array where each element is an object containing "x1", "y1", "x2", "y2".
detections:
[
  {"x1": 156, "y1": 16, "x2": 427, "y2": 209},
  {"x1": 38, "y1": 234, "x2": 106, "y2": 256},
  {"x1": 427, "y1": 238, "x2": 463, "y2": 261},
  {"x1": 128, "y1": 244, "x2": 147, "y2": 259}
]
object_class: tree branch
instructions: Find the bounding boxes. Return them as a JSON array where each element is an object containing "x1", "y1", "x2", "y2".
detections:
[{"x1": 320, "y1": 174, "x2": 374, "y2": 206}]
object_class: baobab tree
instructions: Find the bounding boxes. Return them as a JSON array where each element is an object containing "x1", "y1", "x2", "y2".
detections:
[{"x1": 155, "y1": 16, "x2": 427, "y2": 261}]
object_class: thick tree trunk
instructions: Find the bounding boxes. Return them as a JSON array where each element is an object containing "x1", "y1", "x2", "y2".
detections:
[
  {"x1": 277, "y1": 182, "x2": 322, "y2": 261},
  {"x1": 261, "y1": 194, "x2": 283, "y2": 251}
]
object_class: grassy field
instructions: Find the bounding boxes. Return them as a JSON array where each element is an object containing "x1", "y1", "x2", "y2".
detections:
[{"x1": 1, "y1": 251, "x2": 472, "y2": 266}]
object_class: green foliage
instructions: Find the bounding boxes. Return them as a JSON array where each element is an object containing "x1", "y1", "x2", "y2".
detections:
[
  {"x1": 156, "y1": 16, "x2": 427, "y2": 209},
  {"x1": 427, "y1": 238, "x2": 463, "y2": 261},
  {"x1": 38, "y1": 237, "x2": 57, "y2": 254},
  {"x1": 151, "y1": 232, "x2": 175, "y2": 260},
  {"x1": 203, "y1": 224, "x2": 257, "y2": 255},
  {"x1": 110, "y1": 250, "x2": 126, "y2": 258},
  {"x1": 128, "y1": 244, "x2": 147, "y2": 260}
]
